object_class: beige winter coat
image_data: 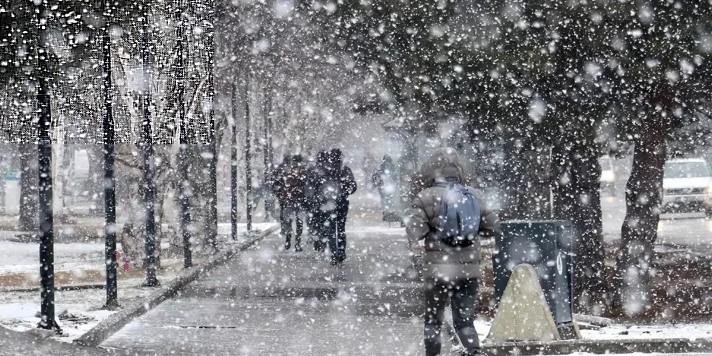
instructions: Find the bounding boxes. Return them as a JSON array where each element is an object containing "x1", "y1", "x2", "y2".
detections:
[{"x1": 406, "y1": 148, "x2": 500, "y2": 281}]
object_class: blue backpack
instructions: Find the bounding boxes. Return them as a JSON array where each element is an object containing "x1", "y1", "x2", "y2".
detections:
[{"x1": 434, "y1": 182, "x2": 481, "y2": 247}]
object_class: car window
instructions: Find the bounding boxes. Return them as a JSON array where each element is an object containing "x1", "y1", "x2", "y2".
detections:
[{"x1": 664, "y1": 162, "x2": 711, "y2": 179}]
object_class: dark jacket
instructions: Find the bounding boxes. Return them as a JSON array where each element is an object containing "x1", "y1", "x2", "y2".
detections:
[
  {"x1": 338, "y1": 166, "x2": 358, "y2": 203},
  {"x1": 271, "y1": 162, "x2": 306, "y2": 209},
  {"x1": 406, "y1": 148, "x2": 500, "y2": 281}
]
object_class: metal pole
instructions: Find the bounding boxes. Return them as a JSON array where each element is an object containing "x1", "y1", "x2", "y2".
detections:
[
  {"x1": 245, "y1": 76, "x2": 252, "y2": 233},
  {"x1": 36, "y1": 0, "x2": 60, "y2": 333},
  {"x1": 231, "y1": 83, "x2": 238, "y2": 241},
  {"x1": 176, "y1": 0, "x2": 192, "y2": 268},
  {"x1": 141, "y1": 8, "x2": 158, "y2": 287},
  {"x1": 101, "y1": 0, "x2": 119, "y2": 309},
  {"x1": 206, "y1": 0, "x2": 218, "y2": 253}
]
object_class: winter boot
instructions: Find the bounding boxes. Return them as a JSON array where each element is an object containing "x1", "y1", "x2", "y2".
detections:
[
  {"x1": 295, "y1": 236, "x2": 303, "y2": 252},
  {"x1": 284, "y1": 238, "x2": 291, "y2": 251}
]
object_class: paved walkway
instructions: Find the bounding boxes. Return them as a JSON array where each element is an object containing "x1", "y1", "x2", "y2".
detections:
[{"x1": 101, "y1": 223, "x2": 437, "y2": 355}]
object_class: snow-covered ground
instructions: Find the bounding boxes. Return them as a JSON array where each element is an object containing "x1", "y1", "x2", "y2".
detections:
[
  {"x1": 0, "y1": 240, "x2": 103, "y2": 275},
  {"x1": 0, "y1": 222, "x2": 275, "y2": 277},
  {"x1": 581, "y1": 323, "x2": 712, "y2": 340},
  {"x1": 0, "y1": 279, "x2": 158, "y2": 342},
  {"x1": 473, "y1": 320, "x2": 712, "y2": 343},
  {"x1": 0, "y1": 222, "x2": 277, "y2": 343}
]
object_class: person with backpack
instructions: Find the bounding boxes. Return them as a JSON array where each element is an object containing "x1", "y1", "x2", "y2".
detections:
[
  {"x1": 316, "y1": 148, "x2": 357, "y2": 265},
  {"x1": 272, "y1": 154, "x2": 307, "y2": 251},
  {"x1": 406, "y1": 148, "x2": 499, "y2": 356}
]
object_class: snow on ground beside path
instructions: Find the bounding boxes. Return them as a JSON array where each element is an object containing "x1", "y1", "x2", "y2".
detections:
[
  {"x1": 216, "y1": 222, "x2": 276, "y2": 235},
  {"x1": 0, "y1": 277, "x2": 159, "y2": 343},
  {"x1": 581, "y1": 323, "x2": 712, "y2": 340},
  {"x1": 474, "y1": 319, "x2": 712, "y2": 345},
  {"x1": 0, "y1": 241, "x2": 103, "y2": 275},
  {"x1": 0, "y1": 223, "x2": 274, "y2": 343},
  {"x1": 0, "y1": 223, "x2": 270, "y2": 276},
  {"x1": 561, "y1": 354, "x2": 709, "y2": 356}
]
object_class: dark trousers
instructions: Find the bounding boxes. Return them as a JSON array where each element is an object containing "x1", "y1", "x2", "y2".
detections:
[
  {"x1": 424, "y1": 278, "x2": 480, "y2": 356},
  {"x1": 280, "y1": 207, "x2": 303, "y2": 245},
  {"x1": 320, "y1": 204, "x2": 348, "y2": 264},
  {"x1": 308, "y1": 210, "x2": 322, "y2": 250}
]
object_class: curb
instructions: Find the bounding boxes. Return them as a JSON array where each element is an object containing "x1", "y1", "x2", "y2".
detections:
[
  {"x1": 1, "y1": 283, "x2": 106, "y2": 293},
  {"x1": 73, "y1": 225, "x2": 279, "y2": 348},
  {"x1": 482, "y1": 337, "x2": 712, "y2": 355}
]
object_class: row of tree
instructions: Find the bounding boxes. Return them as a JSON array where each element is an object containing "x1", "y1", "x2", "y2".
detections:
[
  {"x1": 3, "y1": 0, "x2": 712, "y2": 315},
  {"x1": 0, "y1": 0, "x2": 378, "y2": 266},
  {"x1": 299, "y1": 0, "x2": 712, "y2": 312}
]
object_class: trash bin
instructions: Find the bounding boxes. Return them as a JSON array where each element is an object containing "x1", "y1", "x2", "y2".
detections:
[{"x1": 493, "y1": 220, "x2": 575, "y2": 331}]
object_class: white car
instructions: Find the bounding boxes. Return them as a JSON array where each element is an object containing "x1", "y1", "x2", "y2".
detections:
[
  {"x1": 599, "y1": 156, "x2": 616, "y2": 196},
  {"x1": 662, "y1": 158, "x2": 712, "y2": 217}
]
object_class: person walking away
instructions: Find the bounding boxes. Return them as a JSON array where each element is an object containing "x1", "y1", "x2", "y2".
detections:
[
  {"x1": 371, "y1": 155, "x2": 397, "y2": 218},
  {"x1": 305, "y1": 150, "x2": 329, "y2": 251},
  {"x1": 406, "y1": 148, "x2": 500, "y2": 356},
  {"x1": 317, "y1": 149, "x2": 357, "y2": 265},
  {"x1": 361, "y1": 152, "x2": 377, "y2": 187},
  {"x1": 272, "y1": 155, "x2": 307, "y2": 251}
]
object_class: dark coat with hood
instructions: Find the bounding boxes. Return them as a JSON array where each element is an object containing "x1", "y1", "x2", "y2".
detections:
[
  {"x1": 406, "y1": 148, "x2": 500, "y2": 281},
  {"x1": 271, "y1": 161, "x2": 306, "y2": 209}
]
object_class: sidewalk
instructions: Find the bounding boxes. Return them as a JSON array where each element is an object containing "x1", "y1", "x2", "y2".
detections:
[
  {"x1": 0, "y1": 223, "x2": 276, "y2": 343},
  {"x1": 100, "y1": 222, "x2": 428, "y2": 355}
]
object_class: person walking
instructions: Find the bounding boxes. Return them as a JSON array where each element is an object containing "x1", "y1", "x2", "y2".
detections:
[
  {"x1": 315, "y1": 148, "x2": 356, "y2": 265},
  {"x1": 371, "y1": 154, "x2": 397, "y2": 218},
  {"x1": 406, "y1": 148, "x2": 500, "y2": 356},
  {"x1": 305, "y1": 150, "x2": 329, "y2": 251},
  {"x1": 272, "y1": 154, "x2": 307, "y2": 251}
]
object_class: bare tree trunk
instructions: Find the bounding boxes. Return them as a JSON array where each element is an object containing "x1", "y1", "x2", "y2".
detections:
[
  {"x1": 502, "y1": 133, "x2": 550, "y2": 220},
  {"x1": 614, "y1": 118, "x2": 666, "y2": 315},
  {"x1": 552, "y1": 132, "x2": 605, "y2": 311},
  {"x1": 571, "y1": 141, "x2": 604, "y2": 310}
]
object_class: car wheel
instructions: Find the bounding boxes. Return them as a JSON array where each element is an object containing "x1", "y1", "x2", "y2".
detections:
[{"x1": 706, "y1": 209, "x2": 712, "y2": 219}]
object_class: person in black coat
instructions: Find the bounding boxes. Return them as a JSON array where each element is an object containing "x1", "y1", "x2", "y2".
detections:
[
  {"x1": 319, "y1": 148, "x2": 357, "y2": 265},
  {"x1": 272, "y1": 155, "x2": 307, "y2": 251},
  {"x1": 305, "y1": 150, "x2": 329, "y2": 251}
]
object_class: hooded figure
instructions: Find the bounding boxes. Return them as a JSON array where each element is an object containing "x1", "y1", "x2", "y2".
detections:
[
  {"x1": 406, "y1": 147, "x2": 499, "y2": 356},
  {"x1": 372, "y1": 155, "x2": 398, "y2": 215},
  {"x1": 317, "y1": 148, "x2": 356, "y2": 265},
  {"x1": 407, "y1": 151, "x2": 478, "y2": 203}
]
